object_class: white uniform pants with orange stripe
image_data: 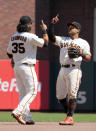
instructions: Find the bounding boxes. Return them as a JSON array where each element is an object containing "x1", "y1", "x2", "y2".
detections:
[
  {"x1": 13, "y1": 64, "x2": 38, "y2": 121},
  {"x1": 56, "y1": 66, "x2": 82, "y2": 100}
]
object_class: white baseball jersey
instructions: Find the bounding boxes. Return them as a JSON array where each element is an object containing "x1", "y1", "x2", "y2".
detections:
[
  {"x1": 7, "y1": 32, "x2": 45, "y2": 122},
  {"x1": 55, "y1": 36, "x2": 91, "y2": 100},
  {"x1": 55, "y1": 36, "x2": 91, "y2": 66},
  {"x1": 7, "y1": 32, "x2": 44, "y2": 65}
]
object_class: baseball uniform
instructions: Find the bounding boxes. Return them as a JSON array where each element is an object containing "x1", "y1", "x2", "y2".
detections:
[
  {"x1": 7, "y1": 32, "x2": 45, "y2": 122},
  {"x1": 55, "y1": 36, "x2": 91, "y2": 100}
]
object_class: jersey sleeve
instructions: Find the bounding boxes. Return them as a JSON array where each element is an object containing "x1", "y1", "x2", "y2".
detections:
[
  {"x1": 30, "y1": 34, "x2": 44, "y2": 47},
  {"x1": 55, "y1": 36, "x2": 62, "y2": 46},
  {"x1": 7, "y1": 39, "x2": 12, "y2": 54},
  {"x1": 83, "y1": 40, "x2": 91, "y2": 55}
]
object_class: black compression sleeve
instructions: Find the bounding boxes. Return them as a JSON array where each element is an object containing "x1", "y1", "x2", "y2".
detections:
[{"x1": 48, "y1": 23, "x2": 56, "y2": 42}]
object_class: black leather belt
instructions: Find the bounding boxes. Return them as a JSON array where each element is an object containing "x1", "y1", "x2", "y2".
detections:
[
  {"x1": 62, "y1": 64, "x2": 75, "y2": 68},
  {"x1": 23, "y1": 63, "x2": 35, "y2": 66}
]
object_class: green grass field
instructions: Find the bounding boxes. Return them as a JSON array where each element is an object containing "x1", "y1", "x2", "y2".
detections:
[{"x1": 0, "y1": 112, "x2": 96, "y2": 122}]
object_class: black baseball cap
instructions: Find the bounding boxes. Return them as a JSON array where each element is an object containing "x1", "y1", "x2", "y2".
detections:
[
  {"x1": 19, "y1": 16, "x2": 35, "y2": 25},
  {"x1": 67, "y1": 21, "x2": 81, "y2": 30}
]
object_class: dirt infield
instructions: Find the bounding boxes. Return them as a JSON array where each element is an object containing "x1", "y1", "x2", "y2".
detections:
[{"x1": 0, "y1": 122, "x2": 96, "y2": 131}]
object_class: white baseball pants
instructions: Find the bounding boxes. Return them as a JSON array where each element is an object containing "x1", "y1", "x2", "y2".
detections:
[
  {"x1": 56, "y1": 66, "x2": 82, "y2": 100},
  {"x1": 13, "y1": 63, "x2": 38, "y2": 121}
]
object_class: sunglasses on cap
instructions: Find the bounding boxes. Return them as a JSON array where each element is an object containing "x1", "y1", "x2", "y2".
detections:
[{"x1": 68, "y1": 25, "x2": 75, "y2": 29}]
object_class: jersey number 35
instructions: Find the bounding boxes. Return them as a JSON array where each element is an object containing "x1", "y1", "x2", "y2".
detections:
[{"x1": 12, "y1": 43, "x2": 25, "y2": 53}]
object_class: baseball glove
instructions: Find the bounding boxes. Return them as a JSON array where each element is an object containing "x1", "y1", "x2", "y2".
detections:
[{"x1": 68, "y1": 46, "x2": 81, "y2": 59}]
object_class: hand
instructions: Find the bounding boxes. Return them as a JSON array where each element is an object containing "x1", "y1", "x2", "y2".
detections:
[
  {"x1": 40, "y1": 20, "x2": 47, "y2": 31},
  {"x1": 51, "y1": 14, "x2": 59, "y2": 24}
]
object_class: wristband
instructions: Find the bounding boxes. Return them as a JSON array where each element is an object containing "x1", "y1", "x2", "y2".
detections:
[
  {"x1": 79, "y1": 49, "x2": 86, "y2": 59},
  {"x1": 81, "y1": 53, "x2": 86, "y2": 59},
  {"x1": 81, "y1": 51, "x2": 86, "y2": 59},
  {"x1": 42, "y1": 30, "x2": 47, "y2": 34}
]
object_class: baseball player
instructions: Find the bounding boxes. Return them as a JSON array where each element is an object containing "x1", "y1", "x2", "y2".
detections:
[
  {"x1": 7, "y1": 16, "x2": 48, "y2": 125},
  {"x1": 48, "y1": 15, "x2": 91, "y2": 125}
]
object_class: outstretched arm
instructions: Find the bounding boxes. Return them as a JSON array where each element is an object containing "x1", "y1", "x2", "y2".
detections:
[
  {"x1": 40, "y1": 20, "x2": 49, "y2": 47},
  {"x1": 48, "y1": 14, "x2": 59, "y2": 42}
]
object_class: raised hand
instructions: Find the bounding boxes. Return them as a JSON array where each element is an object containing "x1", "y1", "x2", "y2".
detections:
[
  {"x1": 51, "y1": 14, "x2": 59, "y2": 24},
  {"x1": 40, "y1": 20, "x2": 47, "y2": 31}
]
